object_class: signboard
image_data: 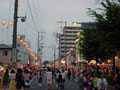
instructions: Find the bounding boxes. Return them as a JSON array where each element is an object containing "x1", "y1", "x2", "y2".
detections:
[{"x1": 12, "y1": 48, "x2": 17, "y2": 63}]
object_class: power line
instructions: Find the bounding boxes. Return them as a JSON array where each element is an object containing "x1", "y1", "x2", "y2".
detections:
[{"x1": 26, "y1": 0, "x2": 38, "y2": 32}]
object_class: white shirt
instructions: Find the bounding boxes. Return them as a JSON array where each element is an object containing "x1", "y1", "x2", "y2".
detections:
[
  {"x1": 62, "y1": 72, "x2": 66, "y2": 79},
  {"x1": 46, "y1": 71, "x2": 52, "y2": 79},
  {"x1": 97, "y1": 78, "x2": 108, "y2": 90},
  {"x1": 9, "y1": 73, "x2": 16, "y2": 80}
]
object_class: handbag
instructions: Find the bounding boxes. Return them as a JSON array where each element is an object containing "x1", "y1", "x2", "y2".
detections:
[{"x1": 25, "y1": 81, "x2": 30, "y2": 86}]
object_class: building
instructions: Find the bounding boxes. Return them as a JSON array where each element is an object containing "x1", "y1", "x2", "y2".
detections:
[
  {"x1": 59, "y1": 26, "x2": 82, "y2": 65},
  {"x1": 0, "y1": 44, "x2": 12, "y2": 65}
]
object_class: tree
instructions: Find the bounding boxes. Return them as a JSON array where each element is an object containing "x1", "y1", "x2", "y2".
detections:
[
  {"x1": 81, "y1": 0, "x2": 120, "y2": 63},
  {"x1": 43, "y1": 60, "x2": 50, "y2": 65},
  {"x1": 80, "y1": 0, "x2": 120, "y2": 74}
]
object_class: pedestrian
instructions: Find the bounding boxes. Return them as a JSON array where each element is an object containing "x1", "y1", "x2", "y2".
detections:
[
  {"x1": 72, "y1": 69, "x2": 75, "y2": 81},
  {"x1": 114, "y1": 73, "x2": 120, "y2": 90},
  {"x1": 67, "y1": 69, "x2": 71, "y2": 80},
  {"x1": 23, "y1": 69, "x2": 31, "y2": 90},
  {"x1": 0, "y1": 70, "x2": 2, "y2": 84},
  {"x1": 9, "y1": 69, "x2": 16, "y2": 90},
  {"x1": 3, "y1": 69, "x2": 9, "y2": 90},
  {"x1": 16, "y1": 68, "x2": 23, "y2": 90},
  {"x1": 46, "y1": 68, "x2": 52, "y2": 90},
  {"x1": 86, "y1": 74, "x2": 93, "y2": 90},
  {"x1": 78, "y1": 71, "x2": 87, "y2": 90},
  {"x1": 56, "y1": 70, "x2": 61, "y2": 89},
  {"x1": 38, "y1": 69, "x2": 43, "y2": 86},
  {"x1": 97, "y1": 73, "x2": 108, "y2": 90},
  {"x1": 91, "y1": 73, "x2": 98, "y2": 90},
  {"x1": 61, "y1": 69, "x2": 66, "y2": 89}
]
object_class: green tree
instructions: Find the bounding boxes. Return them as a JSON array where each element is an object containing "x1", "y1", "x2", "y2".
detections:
[
  {"x1": 80, "y1": 0, "x2": 120, "y2": 73},
  {"x1": 43, "y1": 60, "x2": 49, "y2": 65}
]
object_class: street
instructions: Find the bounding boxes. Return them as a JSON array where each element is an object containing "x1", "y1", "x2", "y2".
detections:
[{"x1": 30, "y1": 78, "x2": 79, "y2": 90}]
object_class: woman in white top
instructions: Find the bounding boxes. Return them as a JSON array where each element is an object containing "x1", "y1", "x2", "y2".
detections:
[
  {"x1": 46, "y1": 68, "x2": 52, "y2": 90},
  {"x1": 61, "y1": 69, "x2": 66, "y2": 89},
  {"x1": 97, "y1": 73, "x2": 108, "y2": 90},
  {"x1": 9, "y1": 69, "x2": 16, "y2": 90}
]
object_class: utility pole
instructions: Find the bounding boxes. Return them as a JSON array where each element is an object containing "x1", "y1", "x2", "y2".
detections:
[
  {"x1": 52, "y1": 45, "x2": 56, "y2": 69},
  {"x1": 12, "y1": 0, "x2": 18, "y2": 65},
  {"x1": 39, "y1": 31, "x2": 45, "y2": 63},
  {"x1": 57, "y1": 20, "x2": 67, "y2": 69},
  {"x1": 37, "y1": 31, "x2": 40, "y2": 58}
]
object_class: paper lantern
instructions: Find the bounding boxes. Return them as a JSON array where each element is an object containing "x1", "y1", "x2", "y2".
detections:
[
  {"x1": 9, "y1": 22, "x2": 13, "y2": 26},
  {"x1": 1, "y1": 20, "x2": 6, "y2": 25},
  {"x1": 115, "y1": 56, "x2": 119, "y2": 60},
  {"x1": 108, "y1": 59, "x2": 111, "y2": 63}
]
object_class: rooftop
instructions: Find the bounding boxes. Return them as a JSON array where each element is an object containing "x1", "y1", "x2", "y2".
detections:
[{"x1": 0, "y1": 44, "x2": 12, "y2": 49}]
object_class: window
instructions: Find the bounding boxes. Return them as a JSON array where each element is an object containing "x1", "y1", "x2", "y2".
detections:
[
  {"x1": 19, "y1": 55, "x2": 21, "y2": 58},
  {"x1": 2, "y1": 51, "x2": 8, "y2": 56}
]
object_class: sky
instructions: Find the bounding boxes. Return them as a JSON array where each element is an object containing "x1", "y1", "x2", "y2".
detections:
[{"x1": 0, "y1": 0, "x2": 100, "y2": 61}]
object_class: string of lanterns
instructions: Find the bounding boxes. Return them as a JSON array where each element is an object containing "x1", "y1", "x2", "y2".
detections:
[{"x1": 17, "y1": 35, "x2": 38, "y2": 60}]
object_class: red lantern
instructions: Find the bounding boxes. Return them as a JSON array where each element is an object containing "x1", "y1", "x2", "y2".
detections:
[
  {"x1": 115, "y1": 56, "x2": 119, "y2": 60},
  {"x1": 108, "y1": 59, "x2": 111, "y2": 63},
  {"x1": 97, "y1": 63, "x2": 100, "y2": 66},
  {"x1": 17, "y1": 35, "x2": 21, "y2": 39},
  {"x1": 102, "y1": 62, "x2": 105, "y2": 66},
  {"x1": 9, "y1": 22, "x2": 13, "y2": 26}
]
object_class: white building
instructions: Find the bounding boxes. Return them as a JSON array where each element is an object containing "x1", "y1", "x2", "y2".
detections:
[{"x1": 60, "y1": 26, "x2": 82, "y2": 65}]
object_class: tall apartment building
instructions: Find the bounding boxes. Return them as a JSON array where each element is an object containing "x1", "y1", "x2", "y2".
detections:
[{"x1": 59, "y1": 26, "x2": 82, "y2": 59}]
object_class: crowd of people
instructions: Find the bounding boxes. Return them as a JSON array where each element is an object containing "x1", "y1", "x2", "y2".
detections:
[
  {"x1": 1, "y1": 68, "x2": 32, "y2": 90},
  {"x1": 0, "y1": 67, "x2": 120, "y2": 90}
]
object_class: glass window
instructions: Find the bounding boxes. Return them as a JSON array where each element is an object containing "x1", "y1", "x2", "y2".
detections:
[
  {"x1": 17, "y1": 44, "x2": 20, "y2": 47},
  {"x1": 2, "y1": 51, "x2": 8, "y2": 56}
]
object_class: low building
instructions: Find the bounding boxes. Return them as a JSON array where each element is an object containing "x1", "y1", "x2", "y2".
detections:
[{"x1": 0, "y1": 44, "x2": 12, "y2": 65}]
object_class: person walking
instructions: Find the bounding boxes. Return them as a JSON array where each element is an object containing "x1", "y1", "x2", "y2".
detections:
[
  {"x1": 72, "y1": 69, "x2": 75, "y2": 81},
  {"x1": 92, "y1": 73, "x2": 98, "y2": 90},
  {"x1": 38, "y1": 69, "x2": 43, "y2": 86},
  {"x1": 86, "y1": 74, "x2": 93, "y2": 90},
  {"x1": 46, "y1": 68, "x2": 52, "y2": 90},
  {"x1": 97, "y1": 73, "x2": 108, "y2": 90},
  {"x1": 67, "y1": 69, "x2": 71, "y2": 80},
  {"x1": 23, "y1": 69, "x2": 31, "y2": 90},
  {"x1": 9, "y1": 69, "x2": 16, "y2": 90},
  {"x1": 16, "y1": 68, "x2": 23, "y2": 90},
  {"x1": 78, "y1": 71, "x2": 87, "y2": 90},
  {"x1": 114, "y1": 73, "x2": 120, "y2": 90},
  {"x1": 61, "y1": 69, "x2": 66, "y2": 90},
  {"x1": 3, "y1": 69, "x2": 9, "y2": 90}
]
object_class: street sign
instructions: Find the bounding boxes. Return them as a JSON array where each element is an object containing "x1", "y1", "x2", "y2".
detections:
[{"x1": 12, "y1": 48, "x2": 17, "y2": 63}]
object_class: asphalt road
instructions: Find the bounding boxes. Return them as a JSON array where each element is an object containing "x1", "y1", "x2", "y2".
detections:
[{"x1": 30, "y1": 77, "x2": 79, "y2": 90}]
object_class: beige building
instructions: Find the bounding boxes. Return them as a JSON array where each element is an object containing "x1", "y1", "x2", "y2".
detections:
[{"x1": 0, "y1": 44, "x2": 12, "y2": 65}]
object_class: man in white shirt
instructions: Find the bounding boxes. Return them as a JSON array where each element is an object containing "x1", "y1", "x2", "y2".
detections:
[{"x1": 97, "y1": 73, "x2": 108, "y2": 90}]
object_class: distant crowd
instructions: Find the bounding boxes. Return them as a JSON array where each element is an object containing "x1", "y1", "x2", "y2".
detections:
[{"x1": 0, "y1": 67, "x2": 120, "y2": 90}]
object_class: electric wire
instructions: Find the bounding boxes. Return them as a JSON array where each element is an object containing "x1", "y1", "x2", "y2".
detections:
[
  {"x1": 6, "y1": 0, "x2": 13, "y2": 44},
  {"x1": 26, "y1": 0, "x2": 38, "y2": 32}
]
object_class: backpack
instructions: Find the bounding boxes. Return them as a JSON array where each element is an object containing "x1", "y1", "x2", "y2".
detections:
[
  {"x1": 100, "y1": 79, "x2": 105, "y2": 89},
  {"x1": 59, "y1": 73, "x2": 62, "y2": 79}
]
